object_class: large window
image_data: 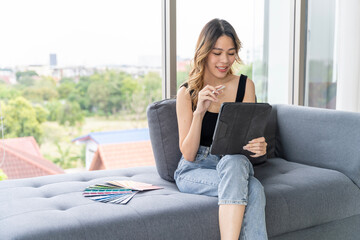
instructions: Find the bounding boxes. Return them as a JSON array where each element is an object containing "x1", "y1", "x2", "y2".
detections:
[
  {"x1": 304, "y1": 0, "x2": 336, "y2": 109},
  {"x1": 0, "y1": 0, "x2": 162, "y2": 179},
  {"x1": 1, "y1": 0, "x2": 358, "y2": 182}
]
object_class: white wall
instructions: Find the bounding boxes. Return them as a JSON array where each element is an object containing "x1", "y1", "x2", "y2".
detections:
[
  {"x1": 335, "y1": 0, "x2": 360, "y2": 112},
  {"x1": 85, "y1": 141, "x2": 98, "y2": 170}
]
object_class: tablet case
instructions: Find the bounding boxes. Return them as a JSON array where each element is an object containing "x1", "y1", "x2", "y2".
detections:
[{"x1": 210, "y1": 102, "x2": 272, "y2": 157}]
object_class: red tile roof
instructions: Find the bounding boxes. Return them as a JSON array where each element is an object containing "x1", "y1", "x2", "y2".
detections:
[
  {"x1": 0, "y1": 137, "x2": 64, "y2": 179},
  {"x1": 2, "y1": 136, "x2": 43, "y2": 157},
  {"x1": 89, "y1": 141, "x2": 155, "y2": 171}
]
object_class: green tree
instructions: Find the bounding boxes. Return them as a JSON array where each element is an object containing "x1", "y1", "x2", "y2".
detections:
[
  {"x1": 17, "y1": 76, "x2": 35, "y2": 86},
  {"x1": 16, "y1": 71, "x2": 38, "y2": 86},
  {"x1": 72, "y1": 70, "x2": 135, "y2": 115},
  {"x1": 22, "y1": 87, "x2": 59, "y2": 102},
  {"x1": 2, "y1": 97, "x2": 43, "y2": 143},
  {"x1": 57, "y1": 101, "x2": 84, "y2": 126},
  {"x1": 87, "y1": 81, "x2": 111, "y2": 115},
  {"x1": 107, "y1": 71, "x2": 127, "y2": 115},
  {"x1": 59, "y1": 77, "x2": 76, "y2": 84},
  {"x1": 21, "y1": 76, "x2": 58, "y2": 102},
  {"x1": 0, "y1": 84, "x2": 21, "y2": 100},
  {"x1": 52, "y1": 143, "x2": 80, "y2": 169},
  {"x1": 34, "y1": 76, "x2": 56, "y2": 88},
  {"x1": 120, "y1": 76, "x2": 142, "y2": 113},
  {"x1": 16, "y1": 70, "x2": 38, "y2": 80},
  {"x1": 34, "y1": 105, "x2": 49, "y2": 123},
  {"x1": 142, "y1": 72, "x2": 162, "y2": 104},
  {"x1": 45, "y1": 101, "x2": 63, "y2": 121},
  {"x1": 70, "y1": 76, "x2": 92, "y2": 114},
  {"x1": 94, "y1": 70, "x2": 132, "y2": 115},
  {"x1": 57, "y1": 81, "x2": 76, "y2": 99}
]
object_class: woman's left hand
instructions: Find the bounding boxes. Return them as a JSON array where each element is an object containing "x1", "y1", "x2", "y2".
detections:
[{"x1": 243, "y1": 137, "x2": 267, "y2": 158}]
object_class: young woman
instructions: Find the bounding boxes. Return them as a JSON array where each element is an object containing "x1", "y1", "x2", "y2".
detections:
[{"x1": 174, "y1": 19, "x2": 268, "y2": 240}]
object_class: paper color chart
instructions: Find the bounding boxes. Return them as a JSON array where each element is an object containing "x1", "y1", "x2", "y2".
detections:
[{"x1": 83, "y1": 180, "x2": 162, "y2": 204}]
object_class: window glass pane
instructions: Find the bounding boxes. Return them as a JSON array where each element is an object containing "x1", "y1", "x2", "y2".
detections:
[
  {"x1": 176, "y1": 0, "x2": 254, "y2": 89},
  {"x1": 305, "y1": 0, "x2": 336, "y2": 109},
  {"x1": 253, "y1": 0, "x2": 294, "y2": 104},
  {"x1": 177, "y1": 0, "x2": 293, "y2": 105},
  {"x1": 0, "y1": 0, "x2": 162, "y2": 180}
]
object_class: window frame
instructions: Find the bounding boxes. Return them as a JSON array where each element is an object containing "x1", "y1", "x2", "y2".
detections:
[{"x1": 161, "y1": 0, "x2": 177, "y2": 99}]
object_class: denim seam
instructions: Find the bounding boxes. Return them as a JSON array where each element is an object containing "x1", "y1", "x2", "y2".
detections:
[
  {"x1": 243, "y1": 222, "x2": 248, "y2": 240},
  {"x1": 218, "y1": 199, "x2": 247, "y2": 205},
  {"x1": 178, "y1": 175, "x2": 218, "y2": 187}
]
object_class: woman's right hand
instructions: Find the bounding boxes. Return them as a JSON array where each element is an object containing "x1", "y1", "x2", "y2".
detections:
[{"x1": 194, "y1": 85, "x2": 224, "y2": 115}]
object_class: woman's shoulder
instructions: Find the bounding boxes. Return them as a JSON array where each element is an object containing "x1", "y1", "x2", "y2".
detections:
[
  {"x1": 228, "y1": 74, "x2": 248, "y2": 82},
  {"x1": 178, "y1": 82, "x2": 195, "y2": 98},
  {"x1": 245, "y1": 76, "x2": 255, "y2": 88},
  {"x1": 177, "y1": 84, "x2": 191, "y2": 100},
  {"x1": 177, "y1": 85, "x2": 193, "y2": 113},
  {"x1": 181, "y1": 82, "x2": 189, "y2": 88},
  {"x1": 242, "y1": 76, "x2": 256, "y2": 102},
  {"x1": 229, "y1": 73, "x2": 250, "y2": 79},
  {"x1": 231, "y1": 74, "x2": 254, "y2": 86}
]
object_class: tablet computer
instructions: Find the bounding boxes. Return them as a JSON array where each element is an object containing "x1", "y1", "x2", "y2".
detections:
[{"x1": 210, "y1": 102, "x2": 272, "y2": 156}]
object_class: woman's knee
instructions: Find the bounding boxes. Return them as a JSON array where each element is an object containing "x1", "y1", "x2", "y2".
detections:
[{"x1": 217, "y1": 155, "x2": 251, "y2": 175}]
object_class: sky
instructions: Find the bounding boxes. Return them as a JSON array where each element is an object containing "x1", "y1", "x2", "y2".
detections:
[{"x1": 0, "y1": 0, "x2": 259, "y2": 67}]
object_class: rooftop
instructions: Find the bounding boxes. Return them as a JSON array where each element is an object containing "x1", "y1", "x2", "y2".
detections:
[
  {"x1": 89, "y1": 141, "x2": 155, "y2": 171},
  {"x1": 72, "y1": 128, "x2": 150, "y2": 145},
  {"x1": 0, "y1": 137, "x2": 64, "y2": 179}
]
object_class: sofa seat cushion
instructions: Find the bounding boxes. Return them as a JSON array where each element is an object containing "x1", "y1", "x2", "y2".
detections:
[
  {"x1": 0, "y1": 166, "x2": 220, "y2": 240},
  {"x1": 255, "y1": 158, "x2": 360, "y2": 237},
  {"x1": 1, "y1": 161, "x2": 360, "y2": 239}
]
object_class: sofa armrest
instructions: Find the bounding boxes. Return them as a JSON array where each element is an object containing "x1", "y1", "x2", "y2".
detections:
[
  {"x1": 275, "y1": 104, "x2": 360, "y2": 188},
  {"x1": 147, "y1": 99, "x2": 182, "y2": 182}
]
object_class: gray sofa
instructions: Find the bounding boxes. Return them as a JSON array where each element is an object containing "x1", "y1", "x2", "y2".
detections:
[{"x1": 1, "y1": 98, "x2": 360, "y2": 240}]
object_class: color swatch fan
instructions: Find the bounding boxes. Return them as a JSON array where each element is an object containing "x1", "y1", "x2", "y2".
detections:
[{"x1": 83, "y1": 180, "x2": 162, "y2": 204}]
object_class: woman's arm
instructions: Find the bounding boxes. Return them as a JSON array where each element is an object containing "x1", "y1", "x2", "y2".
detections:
[
  {"x1": 177, "y1": 85, "x2": 221, "y2": 161},
  {"x1": 242, "y1": 78, "x2": 256, "y2": 103},
  {"x1": 176, "y1": 87, "x2": 202, "y2": 162}
]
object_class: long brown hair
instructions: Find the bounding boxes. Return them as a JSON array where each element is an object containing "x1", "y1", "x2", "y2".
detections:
[{"x1": 185, "y1": 18, "x2": 242, "y2": 111}]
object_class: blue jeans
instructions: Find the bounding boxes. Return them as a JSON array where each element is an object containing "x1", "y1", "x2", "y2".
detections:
[{"x1": 174, "y1": 146, "x2": 268, "y2": 240}]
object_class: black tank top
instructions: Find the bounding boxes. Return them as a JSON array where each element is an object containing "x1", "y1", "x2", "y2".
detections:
[
  {"x1": 200, "y1": 74, "x2": 247, "y2": 146},
  {"x1": 181, "y1": 75, "x2": 247, "y2": 147}
]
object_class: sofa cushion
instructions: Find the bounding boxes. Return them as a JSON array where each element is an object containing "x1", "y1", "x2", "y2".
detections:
[
  {"x1": 270, "y1": 214, "x2": 360, "y2": 240},
  {"x1": 275, "y1": 104, "x2": 360, "y2": 189},
  {"x1": 147, "y1": 99, "x2": 182, "y2": 182},
  {"x1": 147, "y1": 99, "x2": 277, "y2": 182},
  {"x1": 1, "y1": 162, "x2": 359, "y2": 239},
  {"x1": 0, "y1": 166, "x2": 220, "y2": 240},
  {"x1": 255, "y1": 158, "x2": 360, "y2": 237}
]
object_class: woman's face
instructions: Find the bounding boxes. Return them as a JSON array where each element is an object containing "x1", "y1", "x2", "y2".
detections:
[{"x1": 204, "y1": 35, "x2": 236, "y2": 80}]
